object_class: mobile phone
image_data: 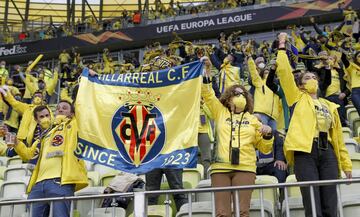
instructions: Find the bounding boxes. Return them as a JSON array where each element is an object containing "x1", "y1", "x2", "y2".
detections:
[
  {"x1": 318, "y1": 131, "x2": 328, "y2": 150},
  {"x1": 231, "y1": 147, "x2": 240, "y2": 165}
]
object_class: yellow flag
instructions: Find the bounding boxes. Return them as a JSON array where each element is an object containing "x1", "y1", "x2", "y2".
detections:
[{"x1": 75, "y1": 62, "x2": 203, "y2": 174}]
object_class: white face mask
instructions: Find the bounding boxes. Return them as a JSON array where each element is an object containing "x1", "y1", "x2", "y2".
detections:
[{"x1": 257, "y1": 62, "x2": 266, "y2": 70}]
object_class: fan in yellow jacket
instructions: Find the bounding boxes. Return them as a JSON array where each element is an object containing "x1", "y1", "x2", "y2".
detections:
[
  {"x1": 1, "y1": 80, "x2": 21, "y2": 132},
  {"x1": 24, "y1": 68, "x2": 59, "y2": 103},
  {"x1": 201, "y1": 56, "x2": 273, "y2": 217},
  {"x1": 276, "y1": 33, "x2": 351, "y2": 217},
  {"x1": 9, "y1": 100, "x2": 87, "y2": 217},
  {"x1": 248, "y1": 56, "x2": 281, "y2": 132},
  {"x1": 0, "y1": 88, "x2": 50, "y2": 146}
]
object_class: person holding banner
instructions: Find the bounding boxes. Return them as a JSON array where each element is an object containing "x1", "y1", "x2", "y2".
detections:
[
  {"x1": 201, "y1": 57, "x2": 274, "y2": 217},
  {"x1": 6, "y1": 100, "x2": 88, "y2": 217},
  {"x1": 276, "y1": 32, "x2": 352, "y2": 217}
]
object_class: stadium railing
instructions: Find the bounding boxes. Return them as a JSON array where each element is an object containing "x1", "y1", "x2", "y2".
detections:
[{"x1": 0, "y1": 178, "x2": 359, "y2": 217}]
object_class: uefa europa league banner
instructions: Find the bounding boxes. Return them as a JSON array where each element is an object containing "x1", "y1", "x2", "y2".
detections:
[{"x1": 75, "y1": 61, "x2": 203, "y2": 174}]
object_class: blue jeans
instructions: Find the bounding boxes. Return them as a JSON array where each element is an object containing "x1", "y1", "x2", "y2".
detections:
[
  {"x1": 27, "y1": 178, "x2": 75, "y2": 217},
  {"x1": 255, "y1": 113, "x2": 277, "y2": 133},
  {"x1": 352, "y1": 88, "x2": 360, "y2": 116}
]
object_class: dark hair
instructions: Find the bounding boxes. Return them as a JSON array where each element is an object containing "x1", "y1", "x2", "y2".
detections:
[
  {"x1": 296, "y1": 71, "x2": 319, "y2": 87},
  {"x1": 33, "y1": 91, "x2": 43, "y2": 98},
  {"x1": 219, "y1": 85, "x2": 254, "y2": 113},
  {"x1": 58, "y1": 100, "x2": 75, "y2": 114},
  {"x1": 33, "y1": 105, "x2": 50, "y2": 120}
]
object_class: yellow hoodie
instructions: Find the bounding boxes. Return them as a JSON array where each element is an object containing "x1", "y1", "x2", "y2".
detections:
[
  {"x1": 25, "y1": 70, "x2": 59, "y2": 97},
  {"x1": 14, "y1": 117, "x2": 88, "y2": 193},
  {"x1": 248, "y1": 57, "x2": 281, "y2": 121},
  {"x1": 4, "y1": 93, "x2": 51, "y2": 145},
  {"x1": 202, "y1": 84, "x2": 273, "y2": 173},
  {"x1": 276, "y1": 50, "x2": 352, "y2": 174}
]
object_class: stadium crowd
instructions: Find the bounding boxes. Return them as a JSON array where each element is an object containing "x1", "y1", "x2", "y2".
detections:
[
  {"x1": 0, "y1": 4, "x2": 359, "y2": 217},
  {"x1": 1, "y1": 0, "x2": 259, "y2": 45}
]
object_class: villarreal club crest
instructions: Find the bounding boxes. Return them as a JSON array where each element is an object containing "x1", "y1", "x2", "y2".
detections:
[{"x1": 111, "y1": 90, "x2": 165, "y2": 167}]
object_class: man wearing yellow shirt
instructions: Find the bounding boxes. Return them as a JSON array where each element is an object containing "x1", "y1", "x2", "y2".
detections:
[
  {"x1": 59, "y1": 50, "x2": 71, "y2": 71},
  {"x1": 8, "y1": 100, "x2": 88, "y2": 217}
]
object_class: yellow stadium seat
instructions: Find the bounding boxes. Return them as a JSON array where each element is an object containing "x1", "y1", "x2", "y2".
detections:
[
  {"x1": 3, "y1": 167, "x2": 31, "y2": 182},
  {"x1": 0, "y1": 181, "x2": 28, "y2": 217},
  {"x1": 184, "y1": 164, "x2": 204, "y2": 179},
  {"x1": 345, "y1": 138, "x2": 359, "y2": 154},
  {"x1": 285, "y1": 175, "x2": 301, "y2": 198},
  {"x1": 350, "y1": 153, "x2": 360, "y2": 169},
  {"x1": 253, "y1": 175, "x2": 278, "y2": 217},
  {"x1": 0, "y1": 166, "x2": 6, "y2": 180},
  {"x1": 345, "y1": 104, "x2": 355, "y2": 111},
  {"x1": 281, "y1": 197, "x2": 305, "y2": 217},
  {"x1": 253, "y1": 175, "x2": 278, "y2": 202},
  {"x1": 183, "y1": 169, "x2": 201, "y2": 189},
  {"x1": 347, "y1": 108, "x2": 359, "y2": 123},
  {"x1": 157, "y1": 181, "x2": 192, "y2": 216},
  {"x1": 343, "y1": 127, "x2": 352, "y2": 139},
  {"x1": 100, "y1": 171, "x2": 118, "y2": 187},
  {"x1": 353, "y1": 118, "x2": 360, "y2": 137},
  {"x1": 0, "y1": 181, "x2": 27, "y2": 199},
  {"x1": 195, "y1": 179, "x2": 211, "y2": 202},
  {"x1": 6, "y1": 156, "x2": 23, "y2": 166},
  {"x1": 0, "y1": 157, "x2": 8, "y2": 166},
  {"x1": 87, "y1": 171, "x2": 100, "y2": 187},
  {"x1": 75, "y1": 186, "x2": 106, "y2": 217},
  {"x1": 175, "y1": 200, "x2": 274, "y2": 217}
]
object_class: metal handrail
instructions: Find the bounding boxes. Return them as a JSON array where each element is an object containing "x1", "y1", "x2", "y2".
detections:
[
  {"x1": 0, "y1": 177, "x2": 358, "y2": 206},
  {"x1": 0, "y1": 177, "x2": 359, "y2": 217},
  {"x1": 141, "y1": 178, "x2": 360, "y2": 195}
]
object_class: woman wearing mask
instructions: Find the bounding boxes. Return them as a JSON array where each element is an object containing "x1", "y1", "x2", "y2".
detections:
[
  {"x1": 248, "y1": 56, "x2": 281, "y2": 133},
  {"x1": 201, "y1": 57, "x2": 274, "y2": 217},
  {"x1": 276, "y1": 33, "x2": 352, "y2": 217}
]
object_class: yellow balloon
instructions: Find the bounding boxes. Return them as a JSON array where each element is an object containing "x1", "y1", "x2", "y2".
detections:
[{"x1": 26, "y1": 54, "x2": 44, "y2": 73}]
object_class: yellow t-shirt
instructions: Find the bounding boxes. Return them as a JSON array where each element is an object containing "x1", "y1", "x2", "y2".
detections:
[
  {"x1": 326, "y1": 69, "x2": 341, "y2": 97},
  {"x1": 36, "y1": 132, "x2": 65, "y2": 183},
  {"x1": 313, "y1": 99, "x2": 332, "y2": 143}
]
